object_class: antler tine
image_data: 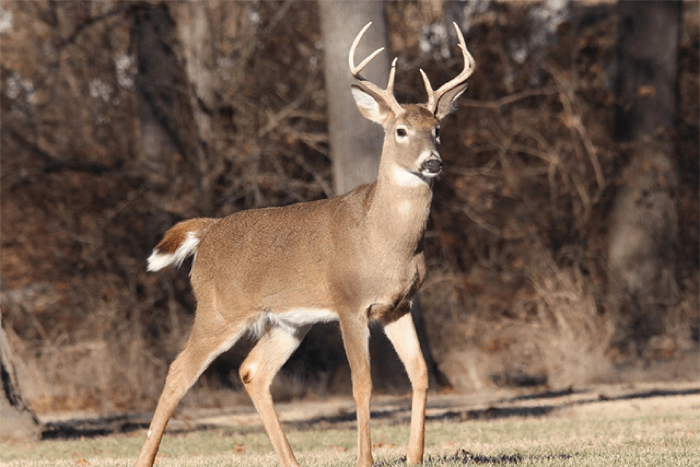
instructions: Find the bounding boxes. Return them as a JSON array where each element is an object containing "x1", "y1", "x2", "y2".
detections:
[
  {"x1": 349, "y1": 22, "x2": 385, "y2": 77},
  {"x1": 349, "y1": 22, "x2": 403, "y2": 114},
  {"x1": 420, "y1": 69, "x2": 435, "y2": 110},
  {"x1": 424, "y1": 22, "x2": 476, "y2": 113},
  {"x1": 387, "y1": 57, "x2": 398, "y2": 93}
]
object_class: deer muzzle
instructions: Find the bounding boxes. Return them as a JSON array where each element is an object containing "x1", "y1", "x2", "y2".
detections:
[{"x1": 420, "y1": 156, "x2": 442, "y2": 176}]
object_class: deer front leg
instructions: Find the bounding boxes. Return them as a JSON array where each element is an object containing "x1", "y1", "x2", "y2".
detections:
[
  {"x1": 339, "y1": 312, "x2": 374, "y2": 467},
  {"x1": 383, "y1": 305, "x2": 428, "y2": 465}
]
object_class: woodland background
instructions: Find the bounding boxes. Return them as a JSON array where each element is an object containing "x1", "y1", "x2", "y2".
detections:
[{"x1": 1, "y1": 0, "x2": 698, "y2": 419}]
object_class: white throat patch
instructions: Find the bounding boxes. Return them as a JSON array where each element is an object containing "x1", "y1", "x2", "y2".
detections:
[{"x1": 391, "y1": 165, "x2": 426, "y2": 187}]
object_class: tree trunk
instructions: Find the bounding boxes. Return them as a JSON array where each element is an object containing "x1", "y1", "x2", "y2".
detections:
[
  {"x1": 318, "y1": 0, "x2": 388, "y2": 195},
  {"x1": 132, "y1": 2, "x2": 215, "y2": 214},
  {"x1": 1, "y1": 315, "x2": 41, "y2": 442},
  {"x1": 608, "y1": 0, "x2": 681, "y2": 354},
  {"x1": 613, "y1": 1, "x2": 681, "y2": 142}
]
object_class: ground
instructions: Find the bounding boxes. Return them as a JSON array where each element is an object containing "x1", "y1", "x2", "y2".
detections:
[
  {"x1": 36, "y1": 379, "x2": 700, "y2": 441},
  {"x1": 3, "y1": 379, "x2": 698, "y2": 466}
]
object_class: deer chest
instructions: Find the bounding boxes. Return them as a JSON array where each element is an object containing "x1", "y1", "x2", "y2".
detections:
[{"x1": 365, "y1": 254, "x2": 426, "y2": 322}]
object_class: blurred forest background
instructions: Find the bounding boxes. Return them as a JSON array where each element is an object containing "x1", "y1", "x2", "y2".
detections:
[{"x1": 1, "y1": 0, "x2": 698, "y2": 418}]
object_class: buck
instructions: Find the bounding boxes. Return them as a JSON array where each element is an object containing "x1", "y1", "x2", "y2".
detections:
[{"x1": 135, "y1": 22, "x2": 474, "y2": 467}]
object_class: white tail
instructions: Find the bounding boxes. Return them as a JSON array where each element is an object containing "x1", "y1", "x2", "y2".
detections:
[
  {"x1": 146, "y1": 218, "x2": 216, "y2": 271},
  {"x1": 135, "y1": 22, "x2": 474, "y2": 467}
]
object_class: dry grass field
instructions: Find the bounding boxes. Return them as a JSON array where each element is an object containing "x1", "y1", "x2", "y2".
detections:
[{"x1": 2, "y1": 380, "x2": 698, "y2": 467}]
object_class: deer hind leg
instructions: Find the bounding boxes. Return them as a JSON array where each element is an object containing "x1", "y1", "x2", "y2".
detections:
[
  {"x1": 338, "y1": 311, "x2": 374, "y2": 467},
  {"x1": 135, "y1": 318, "x2": 244, "y2": 467},
  {"x1": 239, "y1": 324, "x2": 309, "y2": 467},
  {"x1": 382, "y1": 304, "x2": 428, "y2": 465}
]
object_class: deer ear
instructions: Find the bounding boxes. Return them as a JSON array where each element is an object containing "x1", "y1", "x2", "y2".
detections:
[
  {"x1": 434, "y1": 83, "x2": 467, "y2": 121},
  {"x1": 351, "y1": 84, "x2": 396, "y2": 127}
]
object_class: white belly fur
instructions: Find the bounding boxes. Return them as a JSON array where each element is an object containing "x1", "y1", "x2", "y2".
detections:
[{"x1": 248, "y1": 308, "x2": 338, "y2": 339}]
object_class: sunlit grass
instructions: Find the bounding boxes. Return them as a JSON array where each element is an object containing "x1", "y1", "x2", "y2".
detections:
[{"x1": 2, "y1": 398, "x2": 698, "y2": 467}]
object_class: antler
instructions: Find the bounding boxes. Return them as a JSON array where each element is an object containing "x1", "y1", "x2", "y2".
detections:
[
  {"x1": 349, "y1": 22, "x2": 404, "y2": 115},
  {"x1": 420, "y1": 22, "x2": 476, "y2": 114}
]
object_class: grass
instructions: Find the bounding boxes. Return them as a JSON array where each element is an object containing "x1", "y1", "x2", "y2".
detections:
[{"x1": 1, "y1": 388, "x2": 699, "y2": 467}]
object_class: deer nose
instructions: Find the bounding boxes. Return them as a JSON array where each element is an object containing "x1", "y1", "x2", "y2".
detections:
[{"x1": 420, "y1": 153, "x2": 442, "y2": 175}]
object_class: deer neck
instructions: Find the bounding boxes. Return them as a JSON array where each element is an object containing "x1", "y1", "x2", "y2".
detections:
[{"x1": 365, "y1": 161, "x2": 433, "y2": 256}]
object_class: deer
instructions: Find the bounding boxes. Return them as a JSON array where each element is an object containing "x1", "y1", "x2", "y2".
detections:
[{"x1": 134, "y1": 22, "x2": 474, "y2": 467}]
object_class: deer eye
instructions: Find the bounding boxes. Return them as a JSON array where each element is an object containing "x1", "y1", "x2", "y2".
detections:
[
  {"x1": 435, "y1": 126, "x2": 441, "y2": 143},
  {"x1": 396, "y1": 127, "x2": 408, "y2": 138}
]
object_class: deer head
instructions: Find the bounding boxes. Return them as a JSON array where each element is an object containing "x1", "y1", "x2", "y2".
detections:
[{"x1": 349, "y1": 22, "x2": 475, "y2": 187}]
